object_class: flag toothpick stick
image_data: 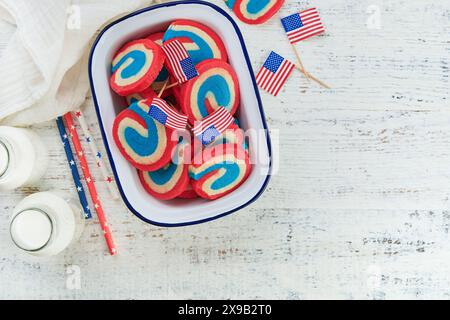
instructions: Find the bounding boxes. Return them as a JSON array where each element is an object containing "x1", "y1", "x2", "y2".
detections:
[
  {"x1": 281, "y1": 8, "x2": 328, "y2": 88},
  {"x1": 158, "y1": 78, "x2": 170, "y2": 98},
  {"x1": 256, "y1": 51, "x2": 296, "y2": 97},
  {"x1": 306, "y1": 73, "x2": 331, "y2": 90},
  {"x1": 292, "y1": 46, "x2": 310, "y2": 81},
  {"x1": 164, "y1": 82, "x2": 179, "y2": 91},
  {"x1": 148, "y1": 98, "x2": 188, "y2": 131},
  {"x1": 256, "y1": 51, "x2": 330, "y2": 96},
  {"x1": 156, "y1": 39, "x2": 200, "y2": 98},
  {"x1": 293, "y1": 64, "x2": 331, "y2": 89},
  {"x1": 156, "y1": 80, "x2": 179, "y2": 98}
]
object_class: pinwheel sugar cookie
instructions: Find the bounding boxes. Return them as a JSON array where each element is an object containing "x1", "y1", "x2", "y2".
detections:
[
  {"x1": 224, "y1": 0, "x2": 236, "y2": 9},
  {"x1": 110, "y1": 39, "x2": 165, "y2": 96},
  {"x1": 112, "y1": 99, "x2": 180, "y2": 171},
  {"x1": 189, "y1": 144, "x2": 252, "y2": 200},
  {"x1": 232, "y1": 0, "x2": 284, "y2": 25},
  {"x1": 209, "y1": 124, "x2": 247, "y2": 151},
  {"x1": 179, "y1": 59, "x2": 240, "y2": 124},
  {"x1": 163, "y1": 20, "x2": 228, "y2": 65},
  {"x1": 147, "y1": 32, "x2": 171, "y2": 92},
  {"x1": 147, "y1": 32, "x2": 166, "y2": 44},
  {"x1": 126, "y1": 87, "x2": 157, "y2": 105},
  {"x1": 138, "y1": 140, "x2": 191, "y2": 201},
  {"x1": 178, "y1": 182, "x2": 198, "y2": 199},
  {"x1": 171, "y1": 84, "x2": 184, "y2": 110}
]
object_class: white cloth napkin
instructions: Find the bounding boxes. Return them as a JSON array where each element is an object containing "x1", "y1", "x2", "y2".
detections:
[{"x1": 0, "y1": 0, "x2": 155, "y2": 125}]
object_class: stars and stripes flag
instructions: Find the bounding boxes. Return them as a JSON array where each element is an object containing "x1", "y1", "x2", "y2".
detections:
[
  {"x1": 281, "y1": 7, "x2": 325, "y2": 44},
  {"x1": 193, "y1": 107, "x2": 234, "y2": 145},
  {"x1": 256, "y1": 51, "x2": 295, "y2": 97},
  {"x1": 162, "y1": 40, "x2": 199, "y2": 84},
  {"x1": 148, "y1": 97, "x2": 188, "y2": 131}
]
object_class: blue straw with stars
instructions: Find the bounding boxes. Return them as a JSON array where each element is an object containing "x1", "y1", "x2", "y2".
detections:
[{"x1": 56, "y1": 117, "x2": 92, "y2": 219}]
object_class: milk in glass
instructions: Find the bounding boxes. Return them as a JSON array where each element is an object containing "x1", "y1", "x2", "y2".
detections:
[
  {"x1": 10, "y1": 192, "x2": 85, "y2": 256},
  {"x1": 0, "y1": 126, "x2": 48, "y2": 190}
]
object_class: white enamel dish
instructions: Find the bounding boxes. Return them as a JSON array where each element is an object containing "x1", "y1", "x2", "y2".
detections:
[{"x1": 89, "y1": 0, "x2": 272, "y2": 226}]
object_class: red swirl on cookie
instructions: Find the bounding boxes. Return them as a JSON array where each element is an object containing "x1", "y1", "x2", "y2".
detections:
[{"x1": 110, "y1": 39, "x2": 165, "y2": 96}]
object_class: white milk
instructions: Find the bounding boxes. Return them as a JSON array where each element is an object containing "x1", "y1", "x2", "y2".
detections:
[
  {"x1": 0, "y1": 126, "x2": 48, "y2": 190},
  {"x1": 10, "y1": 191, "x2": 85, "y2": 257}
]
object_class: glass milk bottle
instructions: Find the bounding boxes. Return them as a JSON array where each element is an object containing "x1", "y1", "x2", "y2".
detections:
[
  {"x1": 0, "y1": 126, "x2": 48, "y2": 190},
  {"x1": 10, "y1": 191, "x2": 85, "y2": 257}
]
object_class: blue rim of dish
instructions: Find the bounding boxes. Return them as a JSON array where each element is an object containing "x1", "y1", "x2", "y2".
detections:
[{"x1": 88, "y1": 0, "x2": 272, "y2": 227}]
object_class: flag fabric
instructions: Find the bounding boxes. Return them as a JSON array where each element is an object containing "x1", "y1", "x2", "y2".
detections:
[
  {"x1": 281, "y1": 7, "x2": 325, "y2": 44},
  {"x1": 256, "y1": 51, "x2": 295, "y2": 97},
  {"x1": 193, "y1": 107, "x2": 234, "y2": 145},
  {"x1": 162, "y1": 40, "x2": 199, "y2": 84},
  {"x1": 148, "y1": 98, "x2": 188, "y2": 131}
]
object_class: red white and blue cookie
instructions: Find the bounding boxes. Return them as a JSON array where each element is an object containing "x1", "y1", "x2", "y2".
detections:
[
  {"x1": 224, "y1": 0, "x2": 236, "y2": 9},
  {"x1": 163, "y1": 20, "x2": 228, "y2": 65},
  {"x1": 189, "y1": 144, "x2": 252, "y2": 200},
  {"x1": 138, "y1": 140, "x2": 190, "y2": 201},
  {"x1": 178, "y1": 182, "x2": 198, "y2": 199},
  {"x1": 112, "y1": 99, "x2": 179, "y2": 171},
  {"x1": 110, "y1": 39, "x2": 165, "y2": 96},
  {"x1": 146, "y1": 33, "x2": 171, "y2": 92},
  {"x1": 179, "y1": 59, "x2": 240, "y2": 124},
  {"x1": 231, "y1": 0, "x2": 285, "y2": 25},
  {"x1": 209, "y1": 124, "x2": 246, "y2": 151},
  {"x1": 126, "y1": 86, "x2": 157, "y2": 105},
  {"x1": 208, "y1": 118, "x2": 248, "y2": 150}
]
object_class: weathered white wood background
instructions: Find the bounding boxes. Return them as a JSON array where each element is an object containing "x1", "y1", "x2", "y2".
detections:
[{"x1": 1, "y1": 0, "x2": 450, "y2": 299}]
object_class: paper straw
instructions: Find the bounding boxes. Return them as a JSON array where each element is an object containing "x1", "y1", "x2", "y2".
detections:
[
  {"x1": 63, "y1": 112, "x2": 117, "y2": 256},
  {"x1": 74, "y1": 110, "x2": 119, "y2": 200},
  {"x1": 56, "y1": 117, "x2": 92, "y2": 220}
]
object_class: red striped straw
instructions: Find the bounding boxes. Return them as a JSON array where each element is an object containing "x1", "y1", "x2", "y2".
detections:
[{"x1": 63, "y1": 112, "x2": 117, "y2": 256}]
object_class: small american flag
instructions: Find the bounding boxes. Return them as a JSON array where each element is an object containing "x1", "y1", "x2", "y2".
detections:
[
  {"x1": 162, "y1": 40, "x2": 199, "y2": 84},
  {"x1": 256, "y1": 51, "x2": 295, "y2": 97},
  {"x1": 281, "y1": 7, "x2": 325, "y2": 44},
  {"x1": 148, "y1": 98, "x2": 188, "y2": 131},
  {"x1": 193, "y1": 107, "x2": 234, "y2": 145}
]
